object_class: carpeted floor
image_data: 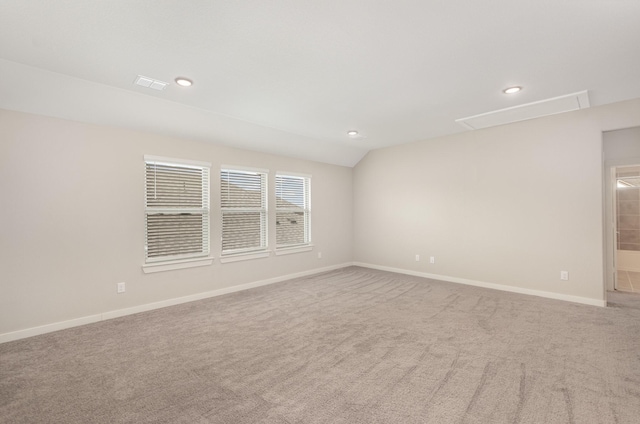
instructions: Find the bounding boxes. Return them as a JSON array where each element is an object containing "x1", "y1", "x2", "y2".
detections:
[{"x1": 1, "y1": 266, "x2": 640, "y2": 423}]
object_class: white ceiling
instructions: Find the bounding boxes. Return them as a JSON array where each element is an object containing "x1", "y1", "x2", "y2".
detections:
[{"x1": 1, "y1": 1, "x2": 639, "y2": 167}]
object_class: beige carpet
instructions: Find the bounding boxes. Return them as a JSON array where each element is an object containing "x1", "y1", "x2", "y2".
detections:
[{"x1": 1, "y1": 266, "x2": 640, "y2": 423}]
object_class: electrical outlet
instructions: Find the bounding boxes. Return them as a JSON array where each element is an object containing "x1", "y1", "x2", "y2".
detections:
[
  {"x1": 560, "y1": 271, "x2": 569, "y2": 281},
  {"x1": 317, "y1": 252, "x2": 322, "y2": 259},
  {"x1": 415, "y1": 254, "x2": 420, "y2": 262},
  {"x1": 117, "y1": 282, "x2": 126, "y2": 293},
  {"x1": 430, "y1": 256, "x2": 435, "y2": 264}
]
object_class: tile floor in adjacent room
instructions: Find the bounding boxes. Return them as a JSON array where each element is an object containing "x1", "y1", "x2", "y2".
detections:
[{"x1": 617, "y1": 270, "x2": 640, "y2": 293}]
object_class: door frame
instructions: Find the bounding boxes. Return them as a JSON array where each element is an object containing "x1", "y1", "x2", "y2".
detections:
[
  {"x1": 604, "y1": 163, "x2": 617, "y2": 296},
  {"x1": 604, "y1": 161, "x2": 640, "y2": 299}
]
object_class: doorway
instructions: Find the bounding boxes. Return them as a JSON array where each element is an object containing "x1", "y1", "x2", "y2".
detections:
[
  {"x1": 614, "y1": 166, "x2": 640, "y2": 293},
  {"x1": 603, "y1": 126, "x2": 640, "y2": 301}
]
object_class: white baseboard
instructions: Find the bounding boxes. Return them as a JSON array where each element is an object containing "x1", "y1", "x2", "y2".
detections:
[
  {"x1": 0, "y1": 314, "x2": 105, "y2": 345},
  {"x1": 353, "y1": 262, "x2": 606, "y2": 307},
  {"x1": 1, "y1": 261, "x2": 607, "y2": 344},
  {"x1": 0, "y1": 263, "x2": 352, "y2": 344}
]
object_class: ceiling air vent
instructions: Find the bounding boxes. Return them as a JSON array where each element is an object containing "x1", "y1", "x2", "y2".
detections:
[
  {"x1": 134, "y1": 75, "x2": 168, "y2": 91},
  {"x1": 455, "y1": 90, "x2": 590, "y2": 130}
]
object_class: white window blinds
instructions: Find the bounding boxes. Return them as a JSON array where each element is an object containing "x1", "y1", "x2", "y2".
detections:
[
  {"x1": 220, "y1": 168, "x2": 267, "y2": 254},
  {"x1": 275, "y1": 173, "x2": 310, "y2": 247},
  {"x1": 144, "y1": 157, "x2": 210, "y2": 262}
]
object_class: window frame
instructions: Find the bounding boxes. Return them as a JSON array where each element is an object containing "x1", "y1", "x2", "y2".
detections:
[
  {"x1": 220, "y1": 166, "x2": 269, "y2": 259},
  {"x1": 142, "y1": 155, "x2": 212, "y2": 273},
  {"x1": 275, "y1": 172, "x2": 311, "y2": 252}
]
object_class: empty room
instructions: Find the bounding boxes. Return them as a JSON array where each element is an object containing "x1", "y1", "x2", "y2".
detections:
[{"x1": 2, "y1": 1, "x2": 640, "y2": 423}]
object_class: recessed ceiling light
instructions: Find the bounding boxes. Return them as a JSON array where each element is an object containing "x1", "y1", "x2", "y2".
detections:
[
  {"x1": 503, "y1": 86, "x2": 522, "y2": 94},
  {"x1": 175, "y1": 77, "x2": 193, "y2": 87},
  {"x1": 347, "y1": 130, "x2": 359, "y2": 137}
]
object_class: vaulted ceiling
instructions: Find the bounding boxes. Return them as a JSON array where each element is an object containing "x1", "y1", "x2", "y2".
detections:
[{"x1": 1, "y1": 1, "x2": 639, "y2": 166}]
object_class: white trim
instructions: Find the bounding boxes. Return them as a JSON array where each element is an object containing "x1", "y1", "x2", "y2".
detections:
[
  {"x1": 353, "y1": 262, "x2": 607, "y2": 307},
  {"x1": 220, "y1": 168, "x2": 269, "y2": 253},
  {"x1": 2, "y1": 262, "x2": 611, "y2": 344},
  {"x1": 0, "y1": 263, "x2": 352, "y2": 344},
  {"x1": 275, "y1": 171, "x2": 312, "y2": 178},
  {"x1": 144, "y1": 157, "x2": 211, "y2": 263},
  {"x1": 275, "y1": 173, "x2": 311, "y2": 246},
  {"x1": 142, "y1": 256, "x2": 214, "y2": 273},
  {"x1": 145, "y1": 207, "x2": 206, "y2": 214},
  {"x1": 144, "y1": 154, "x2": 210, "y2": 168},
  {"x1": 220, "y1": 250, "x2": 271, "y2": 263},
  {"x1": 603, "y1": 156, "x2": 640, "y2": 295},
  {"x1": 275, "y1": 245, "x2": 313, "y2": 256},
  {"x1": 221, "y1": 164, "x2": 269, "y2": 174},
  {"x1": 0, "y1": 314, "x2": 104, "y2": 345},
  {"x1": 455, "y1": 90, "x2": 590, "y2": 130}
]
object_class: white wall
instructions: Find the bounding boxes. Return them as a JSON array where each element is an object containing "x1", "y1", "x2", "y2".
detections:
[
  {"x1": 3, "y1": 98, "x2": 640, "y2": 340},
  {"x1": 604, "y1": 126, "x2": 640, "y2": 161},
  {"x1": 0, "y1": 109, "x2": 353, "y2": 339},
  {"x1": 353, "y1": 98, "x2": 640, "y2": 304}
]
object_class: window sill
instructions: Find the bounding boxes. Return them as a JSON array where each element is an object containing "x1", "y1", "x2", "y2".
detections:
[
  {"x1": 220, "y1": 250, "x2": 271, "y2": 263},
  {"x1": 275, "y1": 245, "x2": 313, "y2": 256},
  {"x1": 142, "y1": 256, "x2": 214, "y2": 274}
]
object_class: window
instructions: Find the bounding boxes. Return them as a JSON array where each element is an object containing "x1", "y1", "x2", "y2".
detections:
[
  {"x1": 144, "y1": 156, "x2": 210, "y2": 264},
  {"x1": 275, "y1": 173, "x2": 311, "y2": 248},
  {"x1": 220, "y1": 167, "x2": 268, "y2": 255}
]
